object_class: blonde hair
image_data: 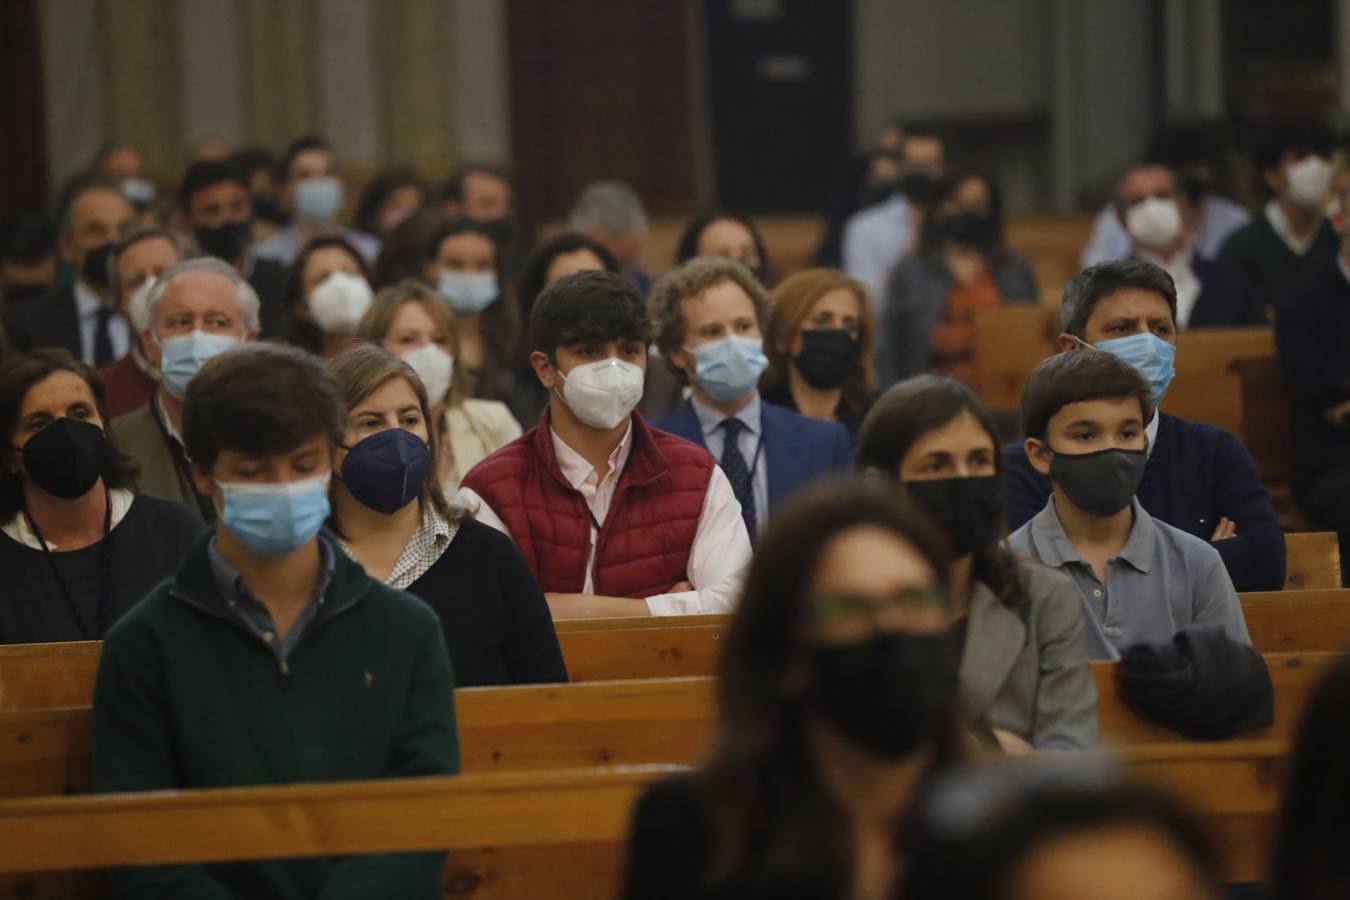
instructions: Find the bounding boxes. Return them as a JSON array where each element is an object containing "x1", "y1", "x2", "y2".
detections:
[
  {"x1": 355, "y1": 279, "x2": 470, "y2": 407},
  {"x1": 649, "y1": 257, "x2": 770, "y2": 357},
  {"x1": 764, "y1": 268, "x2": 876, "y2": 397},
  {"x1": 325, "y1": 341, "x2": 462, "y2": 528}
]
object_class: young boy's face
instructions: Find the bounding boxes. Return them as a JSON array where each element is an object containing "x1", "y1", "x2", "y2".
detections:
[
  {"x1": 191, "y1": 436, "x2": 332, "y2": 497},
  {"x1": 530, "y1": 339, "x2": 648, "y2": 391},
  {"x1": 1025, "y1": 396, "x2": 1147, "y2": 475}
]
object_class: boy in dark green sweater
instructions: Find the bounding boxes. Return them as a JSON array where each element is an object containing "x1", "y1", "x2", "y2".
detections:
[{"x1": 92, "y1": 343, "x2": 459, "y2": 900}]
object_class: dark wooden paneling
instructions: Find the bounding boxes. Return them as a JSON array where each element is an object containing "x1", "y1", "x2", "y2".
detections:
[{"x1": 0, "y1": 0, "x2": 48, "y2": 217}]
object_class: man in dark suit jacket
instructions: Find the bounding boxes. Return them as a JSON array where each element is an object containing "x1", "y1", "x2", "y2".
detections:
[
  {"x1": 1277, "y1": 186, "x2": 1350, "y2": 585},
  {"x1": 1113, "y1": 163, "x2": 1266, "y2": 328},
  {"x1": 1002, "y1": 259, "x2": 1286, "y2": 593},
  {"x1": 5, "y1": 179, "x2": 134, "y2": 364},
  {"x1": 650, "y1": 258, "x2": 850, "y2": 534}
]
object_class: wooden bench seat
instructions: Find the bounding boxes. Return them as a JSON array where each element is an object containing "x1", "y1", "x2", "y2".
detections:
[
  {"x1": 0, "y1": 739, "x2": 1288, "y2": 895},
  {"x1": 0, "y1": 652, "x2": 1335, "y2": 805}
]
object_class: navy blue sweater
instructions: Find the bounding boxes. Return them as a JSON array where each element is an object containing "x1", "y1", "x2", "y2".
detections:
[
  {"x1": 1276, "y1": 256, "x2": 1350, "y2": 483},
  {"x1": 1002, "y1": 413, "x2": 1286, "y2": 593}
]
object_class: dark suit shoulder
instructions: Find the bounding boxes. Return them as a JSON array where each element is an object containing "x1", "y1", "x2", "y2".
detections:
[
  {"x1": 761, "y1": 400, "x2": 847, "y2": 441},
  {"x1": 621, "y1": 773, "x2": 714, "y2": 900}
]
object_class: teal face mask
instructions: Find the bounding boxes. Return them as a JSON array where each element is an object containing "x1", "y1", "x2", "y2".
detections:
[
  {"x1": 687, "y1": 335, "x2": 768, "y2": 404},
  {"x1": 216, "y1": 473, "x2": 331, "y2": 557},
  {"x1": 1081, "y1": 332, "x2": 1177, "y2": 404}
]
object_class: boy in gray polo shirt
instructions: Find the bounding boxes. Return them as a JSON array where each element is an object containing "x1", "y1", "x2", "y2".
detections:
[{"x1": 1007, "y1": 351, "x2": 1250, "y2": 660}]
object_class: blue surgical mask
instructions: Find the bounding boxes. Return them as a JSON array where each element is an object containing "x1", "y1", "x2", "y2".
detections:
[
  {"x1": 339, "y1": 428, "x2": 431, "y2": 515},
  {"x1": 159, "y1": 330, "x2": 241, "y2": 400},
  {"x1": 293, "y1": 176, "x2": 343, "y2": 224},
  {"x1": 437, "y1": 271, "x2": 499, "y2": 314},
  {"x1": 1083, "y1": 332, "x2": 1177, "y2": 404},
  {"x1": 687, "y1": 335, "x2": 769, "y2": 404},
  {"x1": 216, "y1": 473, "x2": 332, "y2": 557}
]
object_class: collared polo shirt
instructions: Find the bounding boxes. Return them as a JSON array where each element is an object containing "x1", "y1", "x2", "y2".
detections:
[{"x1": 1007, "y1": 497, "x2": 1250, "y2": 660}]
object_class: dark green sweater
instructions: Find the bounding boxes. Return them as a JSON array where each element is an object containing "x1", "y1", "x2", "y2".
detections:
[{"x1": 92, "y1": 531, "x2": 460, "y2": 900}]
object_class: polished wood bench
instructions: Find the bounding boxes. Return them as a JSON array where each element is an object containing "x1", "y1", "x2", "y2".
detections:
[
  {"x1": 0, "y1": 739, "x2": 1289, "y2": 896},
  {"x1": 0, "y1": 652, "x2": 1335, "y2": 803},
  {"x1": 1283, "y1": 531, "x2": 1342, "y2": 590}
]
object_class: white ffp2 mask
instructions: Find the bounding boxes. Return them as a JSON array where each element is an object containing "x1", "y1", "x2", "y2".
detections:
[{"x1": 555, "y1": 357, "x2": 644, "y2": 429}]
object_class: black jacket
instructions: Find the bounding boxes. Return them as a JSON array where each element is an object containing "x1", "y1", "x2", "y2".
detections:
[
  {"x1": 1187, "y1": 255, "x2": 1269, "y2": 328},
  {"x1": 3, "y1": 282, "x2": 81, "y2": 357}
]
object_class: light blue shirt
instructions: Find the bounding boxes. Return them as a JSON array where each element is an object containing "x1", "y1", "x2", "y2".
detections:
[
  {"x1": 691, "y1": 392, "x2": 768, "y2": 532},
  {"x1": 75, "y1": 279, "x2": 130, "y2": 365},
  {"x1": 1008, "y1": 497, "x2": 1250, "y2": 661},
  {"x1": 841, "y1": 194, "x2": 914, "y2": 311}
]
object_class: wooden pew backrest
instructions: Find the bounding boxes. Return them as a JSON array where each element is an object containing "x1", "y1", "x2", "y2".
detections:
[{"x1": 1284, "y1": 532, "x2": 1343, "y2": 590}]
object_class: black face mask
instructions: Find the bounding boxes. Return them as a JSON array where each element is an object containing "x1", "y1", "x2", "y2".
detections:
[
  {"x1": 904, "y1": 475, "x2": 1004, "y2": 557},
  {"x1": 938, "y1": 212, "x2": 998, "y2": 248},
  {"x1": 898, "y1": 174, "x2": 944, "y2": 205},
  {"x1": 80, "y1": 244, "x2": 114, "y2": 291},
  {"x1": 794, "y1": 329, "x2": 861, "y2": 390},
  {"x1": 195, "y1": 220, "x2": 254, "y2": 263},
  {"x1": 17, "y1": 418, "x2": 108, "y2": 499},
  {"x1": 252, "y1": 194, "x2": 284, "y2": 225},
  {"x1": 1048, "y1": 447, "x2": 1147, "y2": 517},
  {"x1": 810, "y1": 631, "x2": 956, "y2": 759}
]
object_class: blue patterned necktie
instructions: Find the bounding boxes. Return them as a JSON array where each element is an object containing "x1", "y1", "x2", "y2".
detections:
[{"x1": 719, "y1": 417, "x2": 756, "y2": 534}]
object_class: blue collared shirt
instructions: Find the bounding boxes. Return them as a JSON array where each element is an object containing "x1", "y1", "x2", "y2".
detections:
[
  {"x1": 207, "y1": 536, "x2": 336, "y2": 665},
  {"x1": 1007, "y1": 497, "x2": 1250, "y2": 661},
  {"x1": 690, "y1": 392, "x2": 768, "y2": 531}
]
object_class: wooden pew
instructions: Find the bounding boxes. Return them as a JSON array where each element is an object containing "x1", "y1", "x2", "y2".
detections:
[
  {"x1": 553, "y1": 614, "x2": 729, "y2": 682},
  {"x1": 0, "y1": 741, "x2": 1288, "y2": 895},
  {"x1": 1241, "y1": 589, "x2": 1350, "y2": 653},
  {"x1": 1284, "y1": 531, "x2": 1342, "y2": 590},
  {"x1": 0, "y1": 653, "x2": 1336, "y2": 803}
]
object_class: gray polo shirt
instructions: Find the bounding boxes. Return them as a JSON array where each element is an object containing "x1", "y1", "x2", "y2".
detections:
[{"x1": 1007, "y1": 497, "x2": 1250, "y2": 661}]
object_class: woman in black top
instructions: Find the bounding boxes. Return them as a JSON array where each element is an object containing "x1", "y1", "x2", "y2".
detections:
[
  {"x1": 761, "y1": 268, "x2": 877, "y2": 440},
  {"x1": 0, "y1": 349, "x2": 204, "y2": 643},
  {"x1": 326, "y1": 342, "x2": 566, "y2": 687},
  {"x1": 621, "y1": 479, "x2": 961, "y2": 900}
]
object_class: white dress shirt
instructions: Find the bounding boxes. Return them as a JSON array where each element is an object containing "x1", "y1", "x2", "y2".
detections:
[
  {"x1": 75, "y1": 280, "x2": 130, "y2": 365},
  {"x1": 457, "y1": 423, "x2": 752, "y2": 616},
  {"x1": 1136, "y1": 245, "x2": 1201, "y2": 328},
  {"x1": 690, "y1": 392, "x2": 768, "y2": 531},
  {"x1": 841, "y1": 194, "x2": 914, "y2": 310}
]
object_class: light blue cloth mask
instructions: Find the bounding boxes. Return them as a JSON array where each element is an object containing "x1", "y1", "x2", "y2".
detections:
[
  {"x1": 159, "y1": 330, "x2": 241, "y2": 400},
  {"x1": 688, "y1": 335, "x2": 769, "y2": 404},
  {"x1": 437, "y1": 271, "x2": 499, "y2": 314},
  {"x1": 1085, "y1": 332, "x2": 1177, "y2": 404},
  {"x1": 293, "y1": 177, "x2": 343, "y2": 224},
  {"x1": 216, "y1": 473, "x2": 332, "y2": 557}
]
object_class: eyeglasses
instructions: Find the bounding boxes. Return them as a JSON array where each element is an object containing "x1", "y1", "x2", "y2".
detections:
[{"x1": 808, "y1": 586, "x2": 948, "y2": 626}]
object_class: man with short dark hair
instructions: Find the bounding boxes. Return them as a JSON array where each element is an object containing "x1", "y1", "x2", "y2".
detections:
[
  {"x1": 93, "y1": 342, "x2": 459, "y2": 899},
  {"x1": 251, "y1": 135, "x2": 380, "y2": 267},
  {"x1": 441, "y1": 163, "x2": 513, "y2": 225},
  {"x1": 1003, "y1": 260, "x2": 1285, "y2": 593},
  {"x1": 97, "y1": 227, "x2": 186, "y2": 417},
  {"x1": 1110, "y1": 164, "x2": 1263, "y2": 328},
  {"x1": 4, "y1": 179, "x2": 134, "y2": 365},
  {"x1": 1009, "y1": 350, "x2": 1249, "y2": 660},
  {"x1": 650, "y1": 258, "x2": 850, "y2": 533},
  {"x1": 458, "y1": 270, "x2": 752, "y2": 617},
  {"x1": 180, "y1": 159, "x2": 288, "y2": 337},
  {"x1": 1218, "y1": 129, "x2": 1338, "y2": 314}
]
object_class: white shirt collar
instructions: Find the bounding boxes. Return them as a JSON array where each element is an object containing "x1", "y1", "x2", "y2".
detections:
[
  {"x1": 1265, "y1": 200, "x2": 1323, "y2": 257},
  {"x1": 2, "y1": 488, "x2": 136, "y2": 550},
  {"x1": 73, "y1": 279, "x2": 109, "y2": 319},
  {"x1": 690, "y1": 392, "x2": 762, "y2": 438},
  {"x1": 1146, "y1": 410, "x2": 1160, "y2": 459},
  {"x1": 551, "y1": 423, "x2": 634, "y2": 492}
]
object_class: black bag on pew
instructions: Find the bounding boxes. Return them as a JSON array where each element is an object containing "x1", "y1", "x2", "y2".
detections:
[{"x1": 1117, "y1": 626, "x2": 1274, "y2": 740}]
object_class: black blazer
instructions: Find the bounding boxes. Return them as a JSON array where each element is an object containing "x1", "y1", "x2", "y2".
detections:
[
  {"x1": 1188, "y1": 255, "x2": 1269, "y2": 328},
  {"x1": 3, "y1": 282, "x2": 81, "y2": 357}
]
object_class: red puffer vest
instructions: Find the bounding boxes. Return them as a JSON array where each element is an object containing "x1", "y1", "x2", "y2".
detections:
[{"x1": 461, "y1": 411, "x2": 716, "y2": 598}]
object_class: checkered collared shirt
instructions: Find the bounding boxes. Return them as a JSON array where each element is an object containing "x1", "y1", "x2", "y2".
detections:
[{"x1": 339, "y1": 504, "x2": 458, "y2": 590}]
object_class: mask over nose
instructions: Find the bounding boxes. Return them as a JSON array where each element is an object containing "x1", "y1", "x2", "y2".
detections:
[
  {"x1": 81, "y1": 244, "x2": 115, "y2": 291},
  {"x1": 1082, "y1": 333, "x2": 1176, "y2": 405},
  {"x1": 293, "y1": 177, "x2": 343, "y2": 224},
  {"x1": 15, "y1": 418, "x2": 109, "y2": 499},
  {"x1": 1048, "y1": 446, "x2": 1148, "y2": 517},
  {"x1": 1286, "y1": 156, "x2": 1333, "y2": 213},
  {"x1": 904, "y1": 475, "x2": 1004, "y2": 557},
  {"x1": 687, "y1": 335, "x2": 768, "y2": 403},
  {"x1": 555, "y1": 357, "x2": 645, "y2": 430},
  {"x1": 437, "y1": 271, "x2": 499, "y2": 314},
  {"x1": 810, "y1": 631, "x2": 957, "y2": 758},
  {"x1": 1124, "y1": 197, "x2": 1183, "y2": 249},
  {"x1": 308, "y1": 271, "x2": 373, "y2": 335},
  {"x1": 215, "y1": 473, "x2": 332, "y2": 557},
  {"x1": 158, "y1": 330, "x2": 242, "y2": 400},
  {"x1": 339, "y1": 428, "x2": 431, "y2": 515},
  {"x1": 400, "y1": 344, "x2": 453, "y2": 405}
]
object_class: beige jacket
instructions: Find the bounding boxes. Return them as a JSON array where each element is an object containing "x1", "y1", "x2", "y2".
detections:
[{"x1": 441, "y1": 399, "x2": 522, "y2": 492}]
